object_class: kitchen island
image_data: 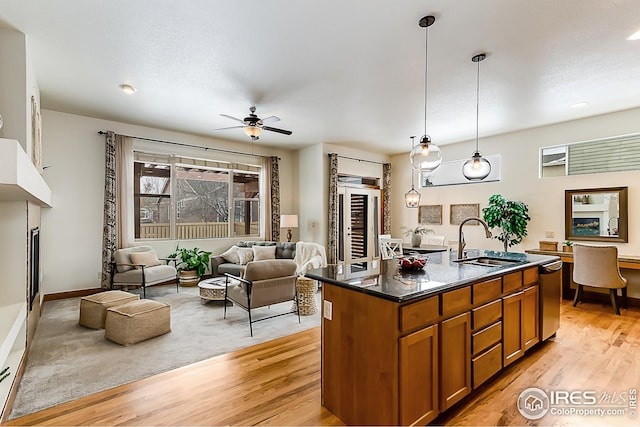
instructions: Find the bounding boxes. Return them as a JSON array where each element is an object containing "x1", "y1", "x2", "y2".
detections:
[{"x1": 307, "y1": 250, "x2": 560, "y2": 426}]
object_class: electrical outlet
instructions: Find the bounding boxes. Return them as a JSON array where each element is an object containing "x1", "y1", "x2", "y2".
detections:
[
  {"x1": 323, "y1": 300, "x2": 333, "y2": 320},
  {"x1": 545, "y1": 231, "x2": 555, "y2": 238}
]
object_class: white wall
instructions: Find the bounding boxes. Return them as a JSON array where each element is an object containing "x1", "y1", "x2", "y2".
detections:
[
  {"x1": 391, "y1": 106, "x2": 640, "y2": 295},
  {"x1": 0, "y1": 28, "x2": 27, "y2": 151},
  {"x1": 298, "y1": 143, "x2": 324, "y2": 244},
  {"x1": 40, "y1": 109, "x2": 297, "y2": 294}
]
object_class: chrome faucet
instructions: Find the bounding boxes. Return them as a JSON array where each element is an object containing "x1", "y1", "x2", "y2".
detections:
[{"x1": 457, "y1": 217, "x2": 493, "y2": 260}]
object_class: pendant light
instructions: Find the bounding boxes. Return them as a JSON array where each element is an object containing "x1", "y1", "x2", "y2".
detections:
[
  {"x1": 410, "y1": 15, "x2": 442, "y2": 174},
  {"x1": 462, "y1": 53, "x2": 491, "y2": 181},
  {"x1": 405, "y1": 136, "x2": 421, "y2": 208}
]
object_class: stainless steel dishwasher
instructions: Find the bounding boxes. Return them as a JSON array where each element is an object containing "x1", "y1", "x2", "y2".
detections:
[{"x1": 539, "y1": 260, "x2": 563, "y2": 340}]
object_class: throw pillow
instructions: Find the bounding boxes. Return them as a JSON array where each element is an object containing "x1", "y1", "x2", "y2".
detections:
[
  {"x1": 220, "y1": 246, "x2": 240, "y2": 264},
  {"x1": 253, "y1": 245, "x2": 276, "y2": 261},
  {"x1": 237, "y1": 247, "x2": 254, "y2": 265},
  {"x1": 129, "y1": 251, "x2": 161, "y2": 269}
]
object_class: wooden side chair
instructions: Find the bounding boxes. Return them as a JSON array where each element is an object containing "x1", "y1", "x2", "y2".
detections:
[{"x1": 572, "y1": 243, "x2": 627, "y2": 315}]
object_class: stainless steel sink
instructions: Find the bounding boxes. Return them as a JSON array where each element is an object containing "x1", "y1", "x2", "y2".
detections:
[{"x1": 456, "y1": 257, "x2": 522, "y2": 267}]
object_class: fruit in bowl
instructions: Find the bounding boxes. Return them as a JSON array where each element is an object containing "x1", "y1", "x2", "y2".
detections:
[{"x1": 397, "y1": 256, "x2": 427, "y2": 271}]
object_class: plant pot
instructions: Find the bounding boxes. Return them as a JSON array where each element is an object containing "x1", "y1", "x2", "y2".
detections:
[
  {"x1": 563, "y1": 246, "x2": 573, "y2": 253},
  {"x1": 178, "y1": 270, "x2": 200, "y2": 287},
  {"x1": 411, "y1": 233, "x2": 422, "y2": 248}
]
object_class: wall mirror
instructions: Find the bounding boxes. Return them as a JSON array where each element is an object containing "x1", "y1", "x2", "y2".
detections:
[{"x1": 564, "y1": 187, "x2": 628, "y2": 242}]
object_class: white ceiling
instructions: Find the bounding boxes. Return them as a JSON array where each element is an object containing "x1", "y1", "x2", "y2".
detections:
[{"x1": 1, "y1": 0, "x2": 639, "y2": 155}]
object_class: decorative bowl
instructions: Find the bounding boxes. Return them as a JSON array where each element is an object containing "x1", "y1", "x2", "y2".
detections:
[{"x1": 397, "y1": 256, "x2": 428, "y2": 271}]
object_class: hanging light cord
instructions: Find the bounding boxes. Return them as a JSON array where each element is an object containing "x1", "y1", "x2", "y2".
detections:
[
  {"x1": 475, "y1": 56, "x2": 480, "y2": 153},
  {"x1": 424, "y1": 25, "x2": 429, "y2": 137},
  {"x1": 410, "y1": 136, "x2": 416, "y2": 186}
]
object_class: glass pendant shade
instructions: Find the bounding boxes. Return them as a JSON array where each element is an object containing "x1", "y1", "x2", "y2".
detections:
[
  {"x1": 410, "y1": 135, "x2": 442, "y2": 173},
  {"x1": 462, "y1": 151, "x2": 491, "y2": 181},
  {"x1": 405, "y1": 185, "x2": 421, "y2": 208},
  {"x1": 243, "y1": 125, "x2": 261, "y2": 138}
]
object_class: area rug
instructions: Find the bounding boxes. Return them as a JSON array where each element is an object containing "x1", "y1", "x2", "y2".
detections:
[{"x1": 9, "y1": 284, "x2": 321, "y2": 419}]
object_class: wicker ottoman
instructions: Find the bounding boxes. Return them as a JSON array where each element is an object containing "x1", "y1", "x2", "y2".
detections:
[
  {"x1": 79, "y1": 290, "x2": 139, "y2": 329},
  {"x1": 292, "y1": 277, "x2": 318, "y2": 316},
  {"x1": 105, "y1": 299, "x2": 171, "y2": 346}
]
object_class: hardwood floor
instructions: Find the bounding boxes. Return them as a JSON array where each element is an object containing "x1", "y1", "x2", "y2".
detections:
[{"x1": 5, "y1": 300, "x2": 640, "y2": 426}]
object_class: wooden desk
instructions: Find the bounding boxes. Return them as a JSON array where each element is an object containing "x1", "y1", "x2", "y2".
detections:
[
  {"x1": 403, "y1": 244, "x2": 448, "y2": 255},
  {"x1": 526, "y1": 249, "x2": 640, "y2": 301}
]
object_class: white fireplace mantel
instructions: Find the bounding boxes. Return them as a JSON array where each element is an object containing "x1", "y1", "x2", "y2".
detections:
[{"x1": 0, "y1": 138, "x2": 52, "y2": 207}]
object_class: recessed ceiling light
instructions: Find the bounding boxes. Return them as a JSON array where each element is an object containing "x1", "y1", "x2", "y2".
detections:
[
  {"x1": 119, "y1": 84, "x2": 137, "y2": 94},
  {"x1": 627, "y1": 30, "x2": 640, "y2": 40},
  {"x1": 571, "y1": 102, "x2": 589, "y2": 108}
]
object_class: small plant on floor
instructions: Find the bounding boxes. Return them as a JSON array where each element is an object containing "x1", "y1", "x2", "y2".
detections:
[{"x1": 169, "y1": 245, "x2": 212, "y2": 277}]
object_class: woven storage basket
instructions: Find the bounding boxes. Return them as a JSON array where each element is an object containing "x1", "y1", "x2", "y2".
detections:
[
  {"x1": 79, "y1": 290, "x2": 139, "y2": 329},
  {"x1": 292, "y1": 277, "x2": 318, "y2": 316},
  {"x1": 105, "y1": 299, "x2": 171, "y2": 346}
]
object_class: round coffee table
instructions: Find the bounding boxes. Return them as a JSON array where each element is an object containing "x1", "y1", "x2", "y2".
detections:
[{"x1": 197, "y1": 278, "x2": 226, "y2": 304}]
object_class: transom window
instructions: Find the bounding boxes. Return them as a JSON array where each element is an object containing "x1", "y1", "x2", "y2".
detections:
[{"x1": 134, "y1": 152, "x2": 261, "y2": 240}]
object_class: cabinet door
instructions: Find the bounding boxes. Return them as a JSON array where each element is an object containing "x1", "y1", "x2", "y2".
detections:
[
  {"x1": 523, "y1": 285, "x2": 539, "y2": 350},
  {"x1": 503, "y1": 291, "x2": 524, "y2": 367},
  {"x1": 440, "y1": 312, "x2": 471, "y2": 411},
  {"x1": 400, "y1": 325, "x2": 439, "y2": 426}
]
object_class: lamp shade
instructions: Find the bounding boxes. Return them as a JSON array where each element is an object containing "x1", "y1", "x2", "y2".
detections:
[
  {"x1": 410, "y1": 135, "x2": 442, "y2": 173},
  {"x1": 244, "y1": 125, "x2": 262, "y2": 138},
  {"x1": 280, "y1": 214, "x2": 299, "y2": 228}
]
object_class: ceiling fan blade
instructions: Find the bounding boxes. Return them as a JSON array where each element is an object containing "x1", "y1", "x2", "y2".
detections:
[
  {"x1": 213, "y1": 125, "x2": 244, "y2": 131},
  {"x1": 261, "y1": 115, "x2": 281, "y2": 124},
  {"x1": 220, "y1": 114, "x2": 246, "y2": 124},
  {"x1": 263, "y1": 126, "x2": 292, "y2": 135}
]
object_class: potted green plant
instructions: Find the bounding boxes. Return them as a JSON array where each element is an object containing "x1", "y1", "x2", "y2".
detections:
[
  {"x1": 168, "y1": 245, "x2": 212, "y2": 286},
  {"x1": 563, "y1": 240, "x2": 573, "y2": 252},
  {"x1": 482, "y1": 194, "x2": 531, "y2": 252},
  {"x1": 401, "y1": 225, "x2": 434, "y2": 248}
]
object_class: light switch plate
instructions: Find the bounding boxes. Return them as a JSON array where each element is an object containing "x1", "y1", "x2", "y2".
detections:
[
  {"x1": 323, "y1": 300, "x2": 333, "y2": 320},
  {"x1": 545, "y1": 231, "x2": 555, "y2": 238}
]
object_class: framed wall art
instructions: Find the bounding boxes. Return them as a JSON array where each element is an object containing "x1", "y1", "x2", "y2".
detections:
[
  {"x1": 450, "y1": 203, "x2": 480, "y2": 225},
  {"x1": 418, "y1": 204, "x2": 442, "y2": 225}
]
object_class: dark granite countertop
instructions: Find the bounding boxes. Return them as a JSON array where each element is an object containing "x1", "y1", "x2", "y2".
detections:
[{"x1": 306, "y1": 250, "x2": 560, "y2": 303}]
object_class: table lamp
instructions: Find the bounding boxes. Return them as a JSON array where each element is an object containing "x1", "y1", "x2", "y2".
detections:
[{"x1": 280, "y1": 214, "x2": 298, "y2": 242}]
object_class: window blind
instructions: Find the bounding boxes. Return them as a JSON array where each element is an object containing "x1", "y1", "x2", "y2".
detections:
[{"x1": 568, "y1": 134, "x2": 640, "y2": 175}]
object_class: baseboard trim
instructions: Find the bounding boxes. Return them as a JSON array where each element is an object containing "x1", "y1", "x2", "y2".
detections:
[{"x1": 43, "y1": 288, "x2": 103, "y2": 302}]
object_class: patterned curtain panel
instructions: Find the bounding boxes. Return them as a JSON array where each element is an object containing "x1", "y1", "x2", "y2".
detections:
[
  {"x1": 383, "y1": 163, "x2": 391, "y2": 235},
  {"x1": 101, "y1": 131, "x2": 117, "y2": 289},
  {"x1": 270, "y1": 156, "x2": 281, "y2": 242},
  {"x1": 327, "y1": 153, "x2": 339, "y2": 264}
]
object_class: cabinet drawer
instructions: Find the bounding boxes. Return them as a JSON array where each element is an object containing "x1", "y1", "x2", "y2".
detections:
[
  {"x1": 442, "y1": 287, "x2": 471, "y2": 318},
  {"x1": 502, "y1": 271, "x2": 523, "y2": 293},
  {"x1": 473, "y1": 278, "x2": 502, "y2": 305},
  {"x1": 400, "y1": 296, "x2": 439, "y2": 333},
  {"x1": 472, "y1": 299, "x2": 502, "y2": 331},
  {"x1": 472, "y1": 321, "x2": 502, "y2": 356},
  {"x1": 472, "y1": 343, "x2": 502, "y2": 389},
  {"x1": 523, "y1": 267, "x2": 539, "y2": 286}
]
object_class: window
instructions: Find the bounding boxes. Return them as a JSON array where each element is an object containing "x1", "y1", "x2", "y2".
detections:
[
  {"x1": 540, "y1": 133, "x2": 640, "y2": 178},
  {"x1": 133, "y1": 153, "x2": 261, "y2": 240}
]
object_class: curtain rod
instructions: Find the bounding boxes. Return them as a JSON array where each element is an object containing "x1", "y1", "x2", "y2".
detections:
[
  {"x1": 98, "y1": 131, "x2": 281, "y2": 159},
  {"x1": 330, "y1": 153, "x2": 389, "y2": 165}
]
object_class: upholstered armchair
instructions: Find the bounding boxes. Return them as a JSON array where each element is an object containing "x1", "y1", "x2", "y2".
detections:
[
  {"x1": 224, "y1": 259, "x2": 300, "y2": 336},
  {"x1": 110, "y1": 246, "x2": 178, "y2": 298}
]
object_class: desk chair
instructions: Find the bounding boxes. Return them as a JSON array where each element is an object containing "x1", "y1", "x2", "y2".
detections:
[{"x1": 572, "y1": 244, "x2": 627, "y2": 315}]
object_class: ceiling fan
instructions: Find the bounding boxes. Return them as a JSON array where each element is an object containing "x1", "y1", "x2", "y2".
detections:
[{"x1": 215, "y1": 106, "x2": 292, "y2": 141}]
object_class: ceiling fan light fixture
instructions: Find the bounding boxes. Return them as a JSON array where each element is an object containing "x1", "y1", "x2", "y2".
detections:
[
  {"x1": 243, "y1": 125, "x2": 262, "y2": 139},
  {"x1": 410, "y1": 15, "x2": 442, "y2": 174},
  {"x1": 463, "y1": 53, "x2": 491, "y2": 181}
]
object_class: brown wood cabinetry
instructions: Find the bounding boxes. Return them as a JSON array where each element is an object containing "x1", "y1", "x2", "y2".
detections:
[
  {"x1": 320, "y1": 262, "x2": 545, "y2": 425},
  {"x1": 399, "y1": 325, "x2": 439, "y2": 426},
  {"x1": 439, "y1": 312, "x2": 471, "y2": 411}
]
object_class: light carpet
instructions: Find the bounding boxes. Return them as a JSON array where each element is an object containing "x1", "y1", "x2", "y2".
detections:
[{"x1": 10, "y1": 284, "x2": 321, "y2": 419}]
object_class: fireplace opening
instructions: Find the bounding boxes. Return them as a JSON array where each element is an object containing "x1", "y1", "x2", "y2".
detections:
[{"x1": 30, "y1": 227, "x2": 40, "y2": 311}]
